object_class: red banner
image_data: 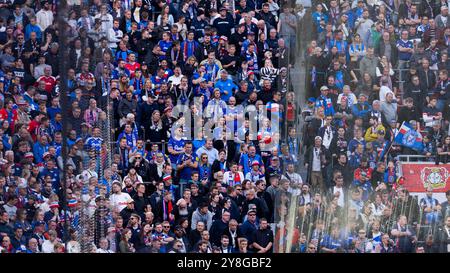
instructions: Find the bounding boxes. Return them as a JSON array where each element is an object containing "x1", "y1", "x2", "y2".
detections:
[{"x1": 401, "y1": 163, "x2": 450, "y2": 193}]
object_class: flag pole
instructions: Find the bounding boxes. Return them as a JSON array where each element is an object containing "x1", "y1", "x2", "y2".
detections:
[{"x1": 382, "y1": 121, "x2": 403, "y2": 163}]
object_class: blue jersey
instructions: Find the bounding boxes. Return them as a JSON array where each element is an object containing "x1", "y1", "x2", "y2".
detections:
[
  {"x1": 40, "y1": 168, "x2": 61, "y2": 191},
  {"x1": 85, "y1": 137, "x2": 103, "y2": 152},
  {"x1": 214, "y1": 79, "x2": 237, "y2": 102},
  {"x1": 315, "y1": 95, "x2": 335, "y2": 116},
  {"x1": 177, "y1": 153, "x2": 199, "y2": 180},
  {"x1": 117, "y1": 132, "x2": 137, "y2": 148},
  {"x1": 396, "y1": 39, "x2": 413, "y2": 61},
  {"x1": 312, "y1": 12, "x2": 328, "y2": 33},
  {"x1": 239, "y1": 154, "x2": 263, "y2": 175},
  {"x1": 198, "y1": 163, "x2": 212, "y2": 180},
  {"x1": 320, "y1": 235, "x2": 343, "y2": 250},
  {"x1": 168, "y1": 137, "x2": 185, "y2": 164},
  {"x1": 158, "y1": 40, "x2": 172, "y2": 55}
]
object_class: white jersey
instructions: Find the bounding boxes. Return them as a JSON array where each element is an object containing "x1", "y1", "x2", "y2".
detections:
[{"x1": 109, "y1": 192, "x2": 132, "y2": 212}]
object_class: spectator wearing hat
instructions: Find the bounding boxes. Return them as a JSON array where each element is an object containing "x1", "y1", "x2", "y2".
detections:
[
  {"x1": 245, "y1": 160, "x2": 265, "y2": 183},
  {"x1": 10, "y1": 224, "x2": 26, "y2": 251},
  {"x1": 435, "y1": 6, "x2": 450, "y2": 29},
  {"x1": 315, "y1": 86, "x2": 335, "y2": 116},
  {"x1": 30, "y1": 220, "x2": 46, "y2": 251},
  {"x1": 266, "y1": 156, "x2": 282, "y2": 180},
  {"x1": 120, "y1": 199, "x2": 137, "y2": 228},
  {"x1": 110, "y1": 181, "x2": 133, "y2": 214},
  {"x1": 240, "y1": 208, "x2": 259, "y2": 246},
  {"x1": 213, "y1": 7, "x2": 233, "y2": 38},
  {"x1": 304, "y1": 136, "x2": 331, "y2": 192}
]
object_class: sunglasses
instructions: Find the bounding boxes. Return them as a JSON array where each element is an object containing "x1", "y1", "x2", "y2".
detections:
[{"x1": 163, "y1": 225, "x2": 170, "y2": 228}]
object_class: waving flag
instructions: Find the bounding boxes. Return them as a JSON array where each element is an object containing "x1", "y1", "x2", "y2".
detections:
[
  {"x1": 378, "y1": 140, "x2": 391, "y2": 160},
  {"x1": 394, "y1": 122, "x2": 424, "y2": 152}
]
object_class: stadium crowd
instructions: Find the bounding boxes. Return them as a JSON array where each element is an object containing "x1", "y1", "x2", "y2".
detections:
[{"x1": 0, "y1": 0, "x2": 450, "y2": 254}]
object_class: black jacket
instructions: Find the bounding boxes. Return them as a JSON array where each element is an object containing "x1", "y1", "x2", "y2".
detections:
[
  {"x1": 252, "y1": 227, "x2": 274, "y2": 252},
  {"x1": 433, "y1": 225, "x2": 450, "y2": 253},
  {"x1": 209, "y1": 219, "x2": 229, "y2": 247}
]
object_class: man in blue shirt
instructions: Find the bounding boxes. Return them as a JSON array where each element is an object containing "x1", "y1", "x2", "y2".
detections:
[
  {"x1": 396, "y1": 30, "x2": 414, "y2": 69},
  {"x1": 168, "y1": 127, "x2": 186, "y2": 172},
  {"x1": 239, "y1": 145, "x2": 264, "y2": 175},
  {"x1": 176, "y1": 142, "x2": 199, "y2": 193},
  {"x1": 315, "y1": 86, "x2": 335, "y2": 116},
  {"x1": 214, "y1": 69, "x2": 238, "y2": 102},
  {"x1": 86, "y1": 127, "x2": 104, "y2": 152}
]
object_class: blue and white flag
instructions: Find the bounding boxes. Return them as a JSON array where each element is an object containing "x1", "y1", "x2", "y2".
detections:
[{"x1": 394, "y1": 122, "x2": 424, "y2": 152}]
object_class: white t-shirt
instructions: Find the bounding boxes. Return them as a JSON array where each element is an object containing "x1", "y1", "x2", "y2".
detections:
[
  {"x1": 379, "y1": 86, "x2": 396, "y2": 103},
  {"x1": 333, "y1": 186, "x2": 345, "y2": 207},
  {"x1": 109, "y1": 192, "x2": 132, "y2": 212},
  {"x1": 312, "y1": 147, "x2": 321, "y2": 171},
  {"x1": 42, "y1": 240, "x2": 55, "y2": 253}
]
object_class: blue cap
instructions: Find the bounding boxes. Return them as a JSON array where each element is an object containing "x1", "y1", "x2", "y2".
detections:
[
  {"x1": 14, "y1": 223, "x2": 23, "y2": 230},
  {"x1": 307, "y1": 97, "x2": 316, "y2": 103},
  {"x1": 32, "y1": 220, "x2": 46, "y2": 229}
]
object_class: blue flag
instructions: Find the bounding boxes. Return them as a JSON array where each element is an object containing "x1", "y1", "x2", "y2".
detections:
[
  {"x1": 378, "y1": 140, "x2": 391, "y2": 160},
  {"x1": 394, "y1": 122, "x2": 424, "y2": 152}
]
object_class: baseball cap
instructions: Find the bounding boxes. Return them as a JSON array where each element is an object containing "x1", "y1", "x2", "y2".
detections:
[
  {"x1": 95, "y1": 196, "x2": 106, "y2": 202},
  {"x1": 33, "y1": 220, "x2": 46, "y2": 229},
  {"x1": 251, "y1": 161, "x2": 260, "y2": 166},
  {"x1": 307, "y1": 97, "x2": 316, "y2": 103},
  {"x1": 247, "y1": 209, "x2": 257, "y2": 215},
  {"x1": 320, "y1": 86, "x2": 329, "y2": 91},
  {"x1": 174, "y1": 225, "x2": 183, "y2": 231},
  {"x1": 163, "y1": 174, "x2": 172, "y2": 181}
]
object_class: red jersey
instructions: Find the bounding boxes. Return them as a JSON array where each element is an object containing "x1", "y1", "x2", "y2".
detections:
[
  {"x1": 36, "y1": 75, "x2": 56, "y2": 94},
  {"x1": 287, "y1": 102, "x2": 295, "y2": 122},
  {"x1": 28, "y1": 119, "x2": 40, "y2": 141},
  {"x1": 124, "y1": 62, "x2": 140, "y2": 77},
  {"x1": 76, "y1": 72, "x2": 95, "y2": 86},
  {"x1": 0, "y1": 108, "x2": 18, "y2": 131}
]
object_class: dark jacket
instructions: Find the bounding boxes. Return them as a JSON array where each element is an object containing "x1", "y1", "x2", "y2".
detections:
[
  {"x1": 433, "y1": 225, "x2": 450, "y2": 253},
  {"x1": 209, "y1": 219, "x2": 229, "y2": 247},
  {"x1": 304, "y1": 145, "x2": 332, "y2": 182}
]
